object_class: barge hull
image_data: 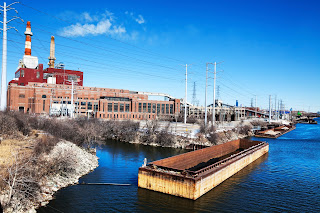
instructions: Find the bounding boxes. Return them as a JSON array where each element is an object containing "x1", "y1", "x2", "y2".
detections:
[{"x1": 138, "y1": 139, "x2": 269, "y2": 200}]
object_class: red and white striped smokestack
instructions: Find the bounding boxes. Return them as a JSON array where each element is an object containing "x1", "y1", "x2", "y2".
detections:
[{"x1": 24, "y1": 21, "x2": 33, "y2": 56}]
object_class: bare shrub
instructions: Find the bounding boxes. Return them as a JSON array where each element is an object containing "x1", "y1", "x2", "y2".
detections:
[
  {"x1": 238, "y1": 125, "x2": 252, "y2": 135},
  {"x1": 101, "y1": 120, "x2": 140, "y2": 143},
  {"x1": 33, "y1": 136, "x2": 59, "y2": 156},
  {"x1": 155, "y1": 123, "x2": 175, "y2": 147},
  {"x1": 140, "y1": 120, "x2": 159, "y2": 144},
  {"x1": 0, "y1": 151, "x2": 40, "y2": 212},
  {"x1": 206, "y1": 125, "x2": 218, "y2": 145},
  {"x1": 10, "y1": 112, "x2": 32, "y2": 135},
  {"x1": 50, "y1": 147, "x2": 78, "y2": 177},
  {"x1": 207, "y1": 132, "x2": 219, "y2": 145},
  {"x1": 117, "y1": 120, "x2": 140, "y2": 142},
  {"x1": 199, "y1": 121, "x2": 209, "y2": 134},
  {"x1": 0, "y1": 112, "x2": 18, "y2": 135},
  {"x1": 186, "y1": 116, "x2": 197, "y2": 124}
]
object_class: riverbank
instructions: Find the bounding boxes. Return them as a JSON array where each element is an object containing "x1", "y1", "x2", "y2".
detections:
[
  {"x1": 0, "y1": 139, "x2": 98, "y2": 212},
  {"x1": 0, "y1": 111, "x2": 99, "y2": 212},
  {"x1": 0, "y1": 138, "x2": 98, "y2": 213},
  {"x1": 133, "y1": 120, "x2": 255, "y2": 149}
]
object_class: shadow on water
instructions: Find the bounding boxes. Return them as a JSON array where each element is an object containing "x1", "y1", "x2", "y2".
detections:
[{"x1": 136, "y1": 154, "x2": 269, "y2": 213}]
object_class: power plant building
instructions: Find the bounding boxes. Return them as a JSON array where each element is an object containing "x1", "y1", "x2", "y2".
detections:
[{"x1": 7, "y1": 22, "x2": 181, "y2": 119}]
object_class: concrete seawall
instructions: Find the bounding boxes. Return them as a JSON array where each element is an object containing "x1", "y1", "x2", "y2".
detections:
[{"x1": 138, "y1": 139, "x2": 269, "y2": 200}]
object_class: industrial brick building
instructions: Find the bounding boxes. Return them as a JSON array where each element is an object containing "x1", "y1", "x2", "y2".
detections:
[{"x1": 7, "y1": 21, "x2": 180, "y2": 120}]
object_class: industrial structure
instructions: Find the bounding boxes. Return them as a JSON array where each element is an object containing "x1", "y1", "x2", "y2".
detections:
[{"x1": 7, "y1": 22, "x2": 180, "y2": 119}]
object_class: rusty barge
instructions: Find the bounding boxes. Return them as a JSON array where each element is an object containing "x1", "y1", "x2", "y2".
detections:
[
  {"x1": 138, "y1": 139, "x2": 269, "y2": 200},
  {"x1": 255, "y1": 125, "x2": 296, "y2": 138}
]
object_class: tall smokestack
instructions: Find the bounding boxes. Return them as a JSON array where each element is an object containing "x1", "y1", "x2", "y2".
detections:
[
  {"x1": 24, "y1": 21, "x2": 33, "y2": 56},
  {"x1": 48, "y1": 36, "x2": 56, "y2": 68}
]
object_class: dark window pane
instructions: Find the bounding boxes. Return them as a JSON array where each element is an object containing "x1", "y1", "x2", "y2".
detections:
[
  {"x1": 108, "y1": 103, "x2": 112, "y2": 112},
  {"x1": 143, "y1": 103, "x2": 146, "y2": 113},
  {"x1": 152, "y1": 104, "x2": 156, "y2": 113},
  {"x1": 88, "y1": 102, "x2": 92, "y2": 110},
  {"x1": 148, "y1": 103, "x2": 151, "y2": 113}
]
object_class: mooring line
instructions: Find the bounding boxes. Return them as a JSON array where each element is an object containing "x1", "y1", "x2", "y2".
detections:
[{"x1": 79, "y1": 183, "x2": 131, "y2": 186}]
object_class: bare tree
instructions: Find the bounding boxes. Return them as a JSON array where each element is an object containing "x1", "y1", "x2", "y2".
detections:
[
  {"x1": 155, "y1": 122, "x2": 175, "y2": 147},
  {"x1": 0, "y1": 150, "x2": 40, "y2": 212}
]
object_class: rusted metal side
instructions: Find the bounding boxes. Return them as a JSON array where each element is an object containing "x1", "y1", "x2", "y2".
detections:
[
  {"x1": 151, "y1": 139, "x2": 241, "y2": 171},
  {"x1": 151, "y1": 139, "x2": 262, "y2": 171},
  {"x1": 240, "y1": 139, "x2": 261, "y2": 149},
  {"x1": 192, "y1": 142, "x2": 268, "y2": 179}
]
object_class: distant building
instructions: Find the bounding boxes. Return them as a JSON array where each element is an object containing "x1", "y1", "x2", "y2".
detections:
[
  {"x1": 182, "y1": 100, "x2": 246, "y2": 121},
  {"x1": 7, "y1": 83, "x2": 180, "y2": 119}
]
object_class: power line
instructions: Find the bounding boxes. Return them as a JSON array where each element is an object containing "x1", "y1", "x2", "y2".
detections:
[{"x1": 18, "y1": 2, "x2": 187, "y2": 64}]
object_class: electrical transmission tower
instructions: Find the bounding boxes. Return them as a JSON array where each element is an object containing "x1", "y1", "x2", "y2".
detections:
[
  {"x1": 192, "y1": 81, "x2": 198, "y2": 106},
  {"x1": 217, "y1": 85, "x2": 220, "y2": 100},
  {"x1": 0, "y1": 2, "x2": 23, "y2": 111}
]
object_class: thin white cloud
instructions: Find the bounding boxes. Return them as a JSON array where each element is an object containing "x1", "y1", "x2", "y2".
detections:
[
  {"x1": 82, "y1": 12, "x2": 94, "y2": 22},
  {"x1": 125, "y1": 11, "x2": 145, "y2": 24},
  {"x1": 135, "y1": 15, "x2": 145, "y2": 24},
  {"x1": 59, "y1": 10, "x2": 144, "y2": 39},
  {"x1": 59, "y1": 19, "x2": 126, "y2": 37}
]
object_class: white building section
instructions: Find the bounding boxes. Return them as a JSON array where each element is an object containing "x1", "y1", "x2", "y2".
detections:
[{"x1": 22, "y1": 55, "x2": 38, "y2": 69}]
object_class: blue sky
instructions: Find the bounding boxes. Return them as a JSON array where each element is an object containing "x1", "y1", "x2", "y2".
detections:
[{"x1": 1, "y1": 0, "x2": 320, "y2": 112}]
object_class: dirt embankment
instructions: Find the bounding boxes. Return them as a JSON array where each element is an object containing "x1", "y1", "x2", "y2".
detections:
[{"x1": 0, "y1": 136, "x2": 98, "y2": 213}]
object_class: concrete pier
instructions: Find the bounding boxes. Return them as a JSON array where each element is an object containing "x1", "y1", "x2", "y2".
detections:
[{"x1": 138, "y1": 139, "x2": 269, "y2": 200}]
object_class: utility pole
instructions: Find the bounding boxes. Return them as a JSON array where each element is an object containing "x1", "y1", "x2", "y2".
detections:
[
  {"x1": 71, "y1": 80, "x2": 74, "y2": 118},
  {"x1": 274, "y1": 95, "x2": 277, "y2": 121},
  {"x1": 0, "y1": 2, "x2": 22, "y2": 111},
  {"x1": 212, "y1": 62, "x2": 216, "y2": 126},
  {"x1": 269, "y1": 95, "x2": 271, "y2": 123},
  {"x1": 278, "y1": 101, "x2": 280, "y2": 120},
  {"x1": 255, "y1": 95, "x2": 257, "y2": 118},
  {"x1": 184, "y1": 64, "x2": 188, "y2": 124},
  {"x1": 205, "y1": 63, "x2": 208, "y2": 126},
  {"x1": 280, "y1": 99, "x2": 282, "y2": 118}
]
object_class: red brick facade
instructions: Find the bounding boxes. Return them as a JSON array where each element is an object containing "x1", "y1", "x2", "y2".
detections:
[{"x1": 7, "y1": 82, "x2": 181, "y2": 120}]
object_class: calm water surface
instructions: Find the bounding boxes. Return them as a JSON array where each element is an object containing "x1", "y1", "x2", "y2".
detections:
[{"x1": 38, "y1": 119, "x2": 320, "y2": 212}]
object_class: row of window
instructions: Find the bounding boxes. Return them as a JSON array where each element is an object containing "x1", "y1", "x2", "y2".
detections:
[
  {"x1": 105, "y1": 103, "x2": 130, "y2": 112},
  {"x1": 137, "y1": 103, "x2": 174, "y2": 114},
  {"x1": 99, "y1": 113, "x2": 156, "y2": 119}
]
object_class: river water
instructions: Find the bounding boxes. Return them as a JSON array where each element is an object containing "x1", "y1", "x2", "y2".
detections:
[{"x1": 38, "y1": 119, "x2": 320, "y2": 213}]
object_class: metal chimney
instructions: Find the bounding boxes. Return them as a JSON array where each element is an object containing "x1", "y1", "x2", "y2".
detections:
[{"x1": 48, "y1": 36, "x2": 56, "y2": 68}]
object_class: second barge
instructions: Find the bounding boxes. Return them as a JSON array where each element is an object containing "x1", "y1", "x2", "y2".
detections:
[
  {"x1": 255, "y1": 125, "x2": 295, "y2": 138},
  {"x1": 138, "y1": 139, "x2": 268, "y2": 200}
]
